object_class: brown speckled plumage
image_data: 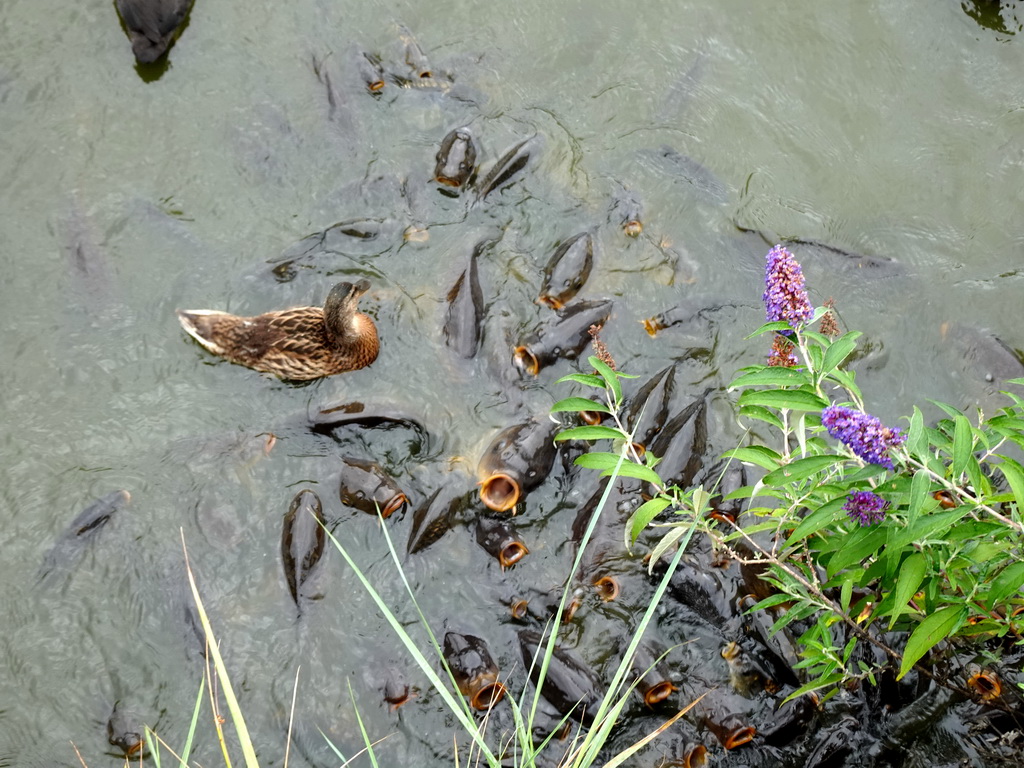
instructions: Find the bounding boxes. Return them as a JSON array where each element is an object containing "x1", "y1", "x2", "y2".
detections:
[{"x1": 176, "y1": 280, "x2": 379, "y2": 380}]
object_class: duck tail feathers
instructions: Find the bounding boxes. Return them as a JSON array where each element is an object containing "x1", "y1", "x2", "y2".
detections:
[{"x1": 176, "y1": 309, "x2": 230, "y2": 355}]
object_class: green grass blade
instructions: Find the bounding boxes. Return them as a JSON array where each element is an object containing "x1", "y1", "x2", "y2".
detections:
[
  {"x1": 180, "y1": 530, "x2": 260, "y2": 768},
  {"x1": 322, "y1": 524, "x2": 497, "y2": 765}
]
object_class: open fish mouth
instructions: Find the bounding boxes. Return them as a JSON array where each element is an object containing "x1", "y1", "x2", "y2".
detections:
[
  {"x1": 479, "y1": 472, "x2": 521, "y2": 513},
  {"x1": 512, "y1": 346, "x2": 541, "y2": 376}
]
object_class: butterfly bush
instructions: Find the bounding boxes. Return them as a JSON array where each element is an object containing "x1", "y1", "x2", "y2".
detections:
[
  {"x1": 844, "y1": 491, "x2": 890, "y2": 526},
  {"x1": 821, "y1": 405, "x2": 906, "y2": 470},
  {"x1": 763, "y1": 245, "x2": 814, "y2": 330}
]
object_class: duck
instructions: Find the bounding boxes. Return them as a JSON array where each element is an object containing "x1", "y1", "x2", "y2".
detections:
[
  {"x1": 115, "y1": 0, "x2": 195, "y2": 64},
  {"x1": 176, "y1": 280, "x2": 379, "y2": 380}
]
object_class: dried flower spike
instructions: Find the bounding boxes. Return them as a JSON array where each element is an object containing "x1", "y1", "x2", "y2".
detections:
[
  {"x1": 819, "y1": 298, "x2": 840, "y2": 338},
  {"x1": 821, "y1": 405, "x2": 907, "y2": 470},
  {"x1": 763, "y1": 245, "x2": 814, "y2": 330},
  {"x1": 767, "y1": 334, "x2": 799, "y2": 367},
  {"x1": 589, "y1": 324, "x2": 616, "y2": 370}
]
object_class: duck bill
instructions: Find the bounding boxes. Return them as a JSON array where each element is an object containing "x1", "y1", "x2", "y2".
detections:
[
  {"x1": 623, "y1": 220, "x2": 643, "y2": 238},
  {"x1": 513, "y1": 346, "x2": 541, "y2": 376},
  {"x1": 499, "y1": 541, "x2": 529, "y2": 569},
  {"x1": 578, "y1": 410, "x2": 603, "y2": 426},
  {"x1": 479, "y1": 473, "x2": 522, "y2": 513},
  {"x1": 721, "y1": 726, "x2": 756, "y2": 750},
  {"x1": 434, "y1": 174, "x2": 462, "y2": 187}
]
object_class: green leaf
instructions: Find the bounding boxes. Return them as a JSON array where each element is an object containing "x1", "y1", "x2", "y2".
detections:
[
  {"x1": 555, "y1": 372, "x2": 604, "y2": 389},
  {"x1": 630, "y1": 497, "x2": 671, "y2": 543},
  {"x1": 574, "y1": 451, "x2": 628, "y2": 471},
  {"x1": 729, "y1": 367, "x2": 809, "y2": 390},
  {"x1": 785, "y1": 497, "x2": 846, "y2": 545},
  {"x1": 555, "y1": 425, "x2": 627, "y2": 442},
  {"x1": 819, "y1": 332, "x2": 862, "y2": 377},
  {"x1": 984, "y1": 562, "x2": 1024, "y2": 611},
  {"x1": 906, "y1": 469, "x2": 931, "y2": 526},
  {"x1": 745, "y1": 321, "x2": 795, "y2": 339},
  {"x1": 600, "y1": 462, "x2": 664, "y2": 485},
  {"x1": 738, "y1": 388, "x2": 829, "y2": 412},
  {"x1": 550, "y1": 397, "x2": 612, "y2": 414},
  {"x1": 840, "y1": 580, "x2": 853, "y2": 613},
  {"x1": 721, "y1": 446, "x2": 783, "y2": 471},
  {"x1": 888, "y1": 553, "x2": 926, "y2": 630},
  {"x1": 906, "y1": 407, "x2": 927, "y2": 458},
  {"x1": 762, "y1": 455, "x2": 847, "y2": 486},
  {"x1": 898, "y1": 606, "x2": 967, "y2": 679},
  {"x1": 591, "y1": 357, "x2": 622, "y2": 406},
  {"x1": 888, "y1": 508, "x2": 966, "y2": 554},
  {"x1": 826, "y1": 526, "x2": 888, "y2": 578},
  {"x1": 737, "y1": 405, "x2": 785, "y2": 430},
  {"x1": 995, "y1": 456, "x2": 1024, "y2": 510},
  {"x1": 952, "y1": 414, "x2": 972, "y2": 481}
]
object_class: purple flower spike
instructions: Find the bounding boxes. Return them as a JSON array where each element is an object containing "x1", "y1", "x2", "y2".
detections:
[
  {"x1": 821, "y1": 405, "x2": 907, "y2": 470},
  {"x1": 763, "y1": 245, "x2": 814, "y2": 330},
  {"x1": 844, "y1": 491, "x2": 890, "y2": 526}
]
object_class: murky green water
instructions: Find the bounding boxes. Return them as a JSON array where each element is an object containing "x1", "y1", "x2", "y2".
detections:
[{"x1": 2, "y1": 1, "x2": 1023, "y2": 765}]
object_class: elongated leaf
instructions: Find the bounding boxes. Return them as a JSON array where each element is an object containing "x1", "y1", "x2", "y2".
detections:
[
  {"x1": 952, "y1": 414, "x2": 972, "y2": 481},
  {"x1": 591, "y1": 357, "x2": 622, "y2": 405},
  {"x1": 888, "y1": 508, "x2": 967, "y2": 554},
  {"x1": 738, "y1": 404, "x2": 785, "y2": 430},
  {"x1": 888, "y1": 553, "x2": 926, "y2": 630},
  {"x1": 826, "y1": 526, "x2": 888, "y2": 578},
  {"x1": 554, "y1": 425, "x2": 626, "y2": 442},
  {"x1": 575, "y1": 451, "x2": 630, "y2": 470},
  {"x1": 630, "y1": 497, "x2": 671, "y2": 543},
  {"x1": 722, "y1": 446, "x2": 782, "y2": 471},
  {"x1": 785, "y1": 497, "x2": 846, "y2": 545},
  {"x1": 738, "y1": 389, "x2": 829, "y2": 412},
  {"x1": 745, "y1": 321, "x2": 795, "y2": 339},
  {"x1": 995, "y1": 456, "x2": 1024, "y2": 511},
  {"x1": 898, "y1": 606, "x2": 967, "y2": 679},
  {"x1": 555, "y1": 372, "x2": 604, "y2": 389},
  {"x1": 729, "y1": 367, "x2": 809, "y2": 389},
  {"x1": 550, "y1": 397, "x2": 612, "y2": 414},
  {"x1": 906, "y1": 469, "x2": 931, "y2": 526},
  {"x1": 782, "y1": 673, "x2": 847, "y2": 703},
  {"x1": 985, "y1": 562, "x2": 1024, "y2": 611},
  {"x1": 762, "y1": 455, "x2": 846, "y2": 486},
  {"x1": 600, "y1": 462, "x2": 664, "y2": 485},
  {"x1": 906, "y1": 407, "x2": 927, "y2": 458},
  {"x1": 819, "y1": 332, "x2": 862, "y2": 377}
]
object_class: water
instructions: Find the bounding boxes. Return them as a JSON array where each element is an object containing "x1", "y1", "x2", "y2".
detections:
[{"x1": 1, "y1": 1, "x2": 1023, "y2": 765}]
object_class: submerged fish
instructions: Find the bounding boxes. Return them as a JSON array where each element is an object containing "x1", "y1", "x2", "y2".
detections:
[
  {"x1": 442, "y1": 632, "x2": 506, "y2": 710},
  {"x1": 339, "y1": 458, "x2": 409, "y2": 518},
  {"x1": 475, "y1": 516, "x2": 529, "y2": 569},
  {"x1": 477, "y1": 418, "x2": 558, "y2": 512},
  {"x1": 435, "y1": 127, "x2": 478, "y2": 189},
  {"x1": 281, "y1": 490, "x2": 326, "y2": 607},
  {"x1": 38, "y1": 490, "x2": 131, "y2": 583},
  {"x1": 443, "y1": 237, "x2": 492, "y2": 359},
  {"x1": 539, "y1": 232, "x2": 594, "y2": 310},
  {"x1": 638, "y1": 145, "x2": 729, "y2": 204},
  {"x1": 107, "y1": 701, "x2": 145, "y2": 758},
  {"x1": 476, "y1": 137, "x2": 537, "y2": 202},
  {"x1": 518, "y1": 630, "x2": 603, "y2": 724},
  {"x1": 514, "y1": 299, "x2": 613, "y2": 375}
]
